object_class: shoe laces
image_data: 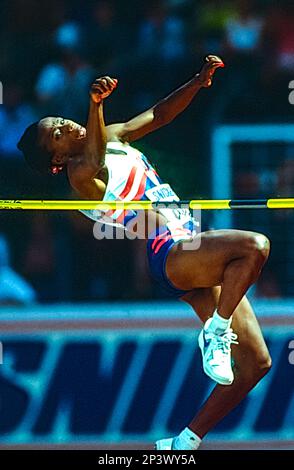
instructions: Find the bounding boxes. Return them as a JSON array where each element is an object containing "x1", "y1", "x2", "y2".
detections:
[{"x1": 216, "y1": 329, "x2": 239, "y2": 354}]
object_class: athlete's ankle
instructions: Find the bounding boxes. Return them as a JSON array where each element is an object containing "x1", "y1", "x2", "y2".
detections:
[
  {"x1": 207, "y1": 310, "x2": 232, "y2": 335},
  {"x1": 172, "y1": 427, "x2": 202, "y2": 450}
]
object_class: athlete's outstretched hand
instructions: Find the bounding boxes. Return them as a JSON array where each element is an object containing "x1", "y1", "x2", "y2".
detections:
[
  {"x1": 90, "y1": 76, "x2": 118, "y2": 103},
  {"x1": 197, "y1": 55, "x2": 224, "y2": 88}
]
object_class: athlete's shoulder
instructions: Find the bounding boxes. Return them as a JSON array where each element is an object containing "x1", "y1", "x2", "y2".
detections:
[
  {"x1": 106, "y1": 123, "x2": 129, "y2": 143},
  {"x1": 106, "y1": 138, "x2": 138, "y2": 156}
]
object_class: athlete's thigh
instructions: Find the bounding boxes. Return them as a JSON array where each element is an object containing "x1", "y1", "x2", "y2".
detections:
[
  {"x1": 182, "y1": 287, "x2": 270, "y2": 368},
  {"x1": 166, "y1": 229, "x2": 255, "y2": 290}
]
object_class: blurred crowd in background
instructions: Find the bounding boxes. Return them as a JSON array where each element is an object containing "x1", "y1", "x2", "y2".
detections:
[{"x1": 0, "y1": 0, "x2": 293, "y2": 304}]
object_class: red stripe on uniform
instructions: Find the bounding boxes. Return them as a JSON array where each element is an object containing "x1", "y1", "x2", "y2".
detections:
[
  {"x1": 105, "y1": 166, "x2": 138, "y2": 219},
  {"x1": 119, "y1": 166, "x2": 137, "y2": 199},
  {"x1": 133, "y1": 173, "x2": 147, "y2": 201},
  {"x1": 154, "y1": 235, "x2": 172, "y2": 254},
  {"x1": 151, "y1": 230, "x2": 169, "y2": 251},
  {"x1": 116, "y1": 209, "x2": 128, "y2": 224},
  {"x1": 116, "y1": 173, "x2": 147, "y2": 224}
]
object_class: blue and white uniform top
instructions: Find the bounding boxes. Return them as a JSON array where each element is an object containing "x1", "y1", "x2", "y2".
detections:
[{"x1": 80, "y1": 141, "x2": 198, "y2": 240}]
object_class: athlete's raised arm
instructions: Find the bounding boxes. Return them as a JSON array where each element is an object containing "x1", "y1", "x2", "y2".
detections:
[
  {"x1": 69, "y1": 76, "x2": 117, "y2": 198},
  {"x1": 107, "y1": 55, "x2": 224, "y2": 143},
  {"x1": 76, "y1": 76, "x2": 117, "y2": 176}
]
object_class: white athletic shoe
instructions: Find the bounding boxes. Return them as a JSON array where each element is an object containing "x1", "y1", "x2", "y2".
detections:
[
  {"x1": 198, "y1": 319, "x2": 238, "y2": 385},
  {"x1": 154, "y1": 438, "x2": 174, "y2": 450}
]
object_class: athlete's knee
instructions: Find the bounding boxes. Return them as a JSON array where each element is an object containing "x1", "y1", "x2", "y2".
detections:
[
  {"x1": 236, "y1": 350, "x2": 272, "y2": 384},
  {"x1": 250, "y1": 355, "x2": 272, "y2": 385},
  {"x1": 255, "y1": 351, "x2": 272, "y2": 377},
  {"x1": 243, "y1": 233, "x2": 270, "y2": 268}
]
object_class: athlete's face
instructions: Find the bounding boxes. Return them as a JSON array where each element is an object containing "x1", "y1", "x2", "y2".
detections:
[{"x1": 38, "y1": 117, "x2": 87, "y2": 166}]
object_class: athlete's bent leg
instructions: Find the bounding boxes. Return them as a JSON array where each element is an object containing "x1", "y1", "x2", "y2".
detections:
[
  {"x1": 155, "y1": 288, "x2": 271, "y2": 450},
  {"x1": 166, "y1": 229, "x2": 270, "y2": 319},
  {"x1": 165, "y1": 230, "x2": 270, "y2": 385},
  {"x1": 183, "y1": 288, "x2": 272, "y2": 438}
]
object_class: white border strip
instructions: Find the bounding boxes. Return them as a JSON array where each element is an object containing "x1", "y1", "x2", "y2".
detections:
[{"x1": 212, "y1": 124, "x2": 294, "y2": 228}]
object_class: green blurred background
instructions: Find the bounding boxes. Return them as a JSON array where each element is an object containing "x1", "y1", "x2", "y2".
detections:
[{"x1": 0, "y1": 0, "x2": 293, "y2": 302}]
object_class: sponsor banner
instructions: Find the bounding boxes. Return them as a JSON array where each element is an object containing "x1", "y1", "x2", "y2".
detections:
[{"x1": 0, "y1": 302, "x2": 293, "y2": 447}]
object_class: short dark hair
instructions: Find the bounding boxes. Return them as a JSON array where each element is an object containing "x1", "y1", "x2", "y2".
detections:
[{"x1": 17, "y1": 122, "x2": 53, "y2": 174}]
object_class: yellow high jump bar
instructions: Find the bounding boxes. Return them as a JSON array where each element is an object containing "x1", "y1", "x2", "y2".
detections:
[{"x1": 0, "y1": 199, "x2": 294, "y2": 210}]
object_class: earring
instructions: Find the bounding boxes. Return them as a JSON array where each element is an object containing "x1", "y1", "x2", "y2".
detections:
[{"x1": 51, "y1": 165, "x2": 64, "y2": 175}]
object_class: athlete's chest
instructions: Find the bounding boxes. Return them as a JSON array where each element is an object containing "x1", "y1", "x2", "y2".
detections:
[
  {"x1": 95, "y1": 143, "x2": 160, "y2": 201},
  {"x1": 93, "y1": 152, "x2": 143, "y2": 200}
]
